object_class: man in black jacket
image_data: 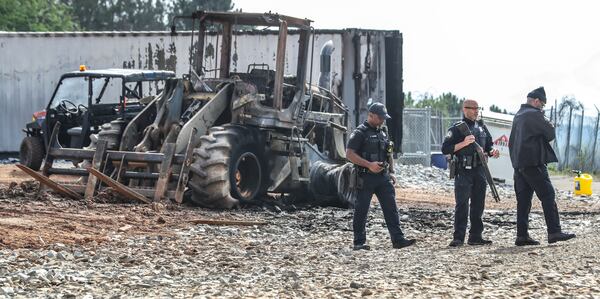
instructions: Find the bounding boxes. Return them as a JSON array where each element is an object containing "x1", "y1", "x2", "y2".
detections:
[{"x1": 509, "y1": 87, "x2": 576, "y2": 246}]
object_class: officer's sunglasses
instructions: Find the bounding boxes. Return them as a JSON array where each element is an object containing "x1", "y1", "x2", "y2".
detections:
[{"x1": 464, "y1": 106, "x2": 482, "y2": 111}]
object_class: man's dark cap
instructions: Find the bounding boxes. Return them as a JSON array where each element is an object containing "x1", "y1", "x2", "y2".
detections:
[
  {"x1": 527, "y1": 86, "x2": 546, "y2": 103},
  {"x1": 368, "y1": 102, "x2": 391, "y2": 119}
]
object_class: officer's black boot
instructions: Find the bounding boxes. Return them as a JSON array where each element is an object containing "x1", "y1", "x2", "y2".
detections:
[
  {"x1": 353, "y1": 244, "x2": 371, "y2": 251},
  {"x1": 515, "y1": 235, "x2": 540, "y2": 246},
  {"x1": 467, "y1": 236, "x2": 493, "y2": 246},
  {"x1": 392, "y1": 238, "x2": 416, "y2": 249},
  {"x1": 448, "y1": 239, "x2": 463, "y2": 247},
  {"x1": 548, "y1": 232, "x2": 576, "y2": 244}
]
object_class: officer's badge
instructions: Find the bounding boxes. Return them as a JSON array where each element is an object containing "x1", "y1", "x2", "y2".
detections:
[{"x1": 444, "y1": 130, "x2": 453, "y2": 140}]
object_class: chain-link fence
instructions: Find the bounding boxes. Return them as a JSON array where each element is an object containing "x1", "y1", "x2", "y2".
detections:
[
  {"x1": 431, "y1": 113, "x2": 461, "y2": 152},
  {"x1": 398, "y1": 108, "x2": 431, "y2": 166},
  {"x1": 405, "y1": 103, "x2": 600, "y2": 173},
  {"x1": 399, "y1": 107, "x2": 465, "y2": 166},
  {"x1": 553, "y1": 108, "x2": 600, "y2": 172}
]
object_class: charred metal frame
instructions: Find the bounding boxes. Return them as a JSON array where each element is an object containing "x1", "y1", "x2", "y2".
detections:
[
  {"x1": 173, "y1": 11, "x2": 312, "y2": 111},
  {"x1": 21, "y1": 12, "x2": 351, "y2": 205},
  {"x1": 19, "y1": 122, "x2": 195, "y2": 203}
]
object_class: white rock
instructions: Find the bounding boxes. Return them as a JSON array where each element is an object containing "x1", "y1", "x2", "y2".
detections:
[{"x1": 1, "y1": 287, "x2": 14, "y2": 295}]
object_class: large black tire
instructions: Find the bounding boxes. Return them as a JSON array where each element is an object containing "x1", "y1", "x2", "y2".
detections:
[
  {"x1": 19, "y1": 136, "x2": 44, "y2": 171},
  {"x1": 308, "y1": 161, "x2": 356, "y2": 208},
  {"x1": 188, "y1": 125, "x2": 267, "y2": 209}
]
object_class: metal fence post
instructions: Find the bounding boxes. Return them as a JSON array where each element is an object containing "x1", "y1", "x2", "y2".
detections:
[
  {"x1": 592, "y1": 105, "x2": 600, "y2": 173},
  {"x1": 577, "y1": 109, "x2": 585, "y2": 170},
  {"x1": 564, "y1": 106, "x2": 573, "y2": 170}
]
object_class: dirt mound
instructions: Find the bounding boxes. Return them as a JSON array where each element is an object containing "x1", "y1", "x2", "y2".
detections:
[{"x1": 0, "y1": 180, "x2": 41, "y2": 199}]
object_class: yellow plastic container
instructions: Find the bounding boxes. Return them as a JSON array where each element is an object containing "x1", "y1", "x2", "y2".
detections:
[{"x1": 574, "y1": 173, "x2": 593, "y2": 196}]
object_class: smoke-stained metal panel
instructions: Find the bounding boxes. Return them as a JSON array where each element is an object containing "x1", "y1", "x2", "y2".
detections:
[
  {"x1": 0, "y1": 29, "x2": 399, "y2": 152},
  {"x1": 0, "y1": 32, "x2": 191, "y2": 152},
  {"x1": 385, "y1": 34, "x2": 404, "y2": 153}
]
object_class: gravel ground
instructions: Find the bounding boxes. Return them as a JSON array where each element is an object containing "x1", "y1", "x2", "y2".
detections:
[
  {"x1": 1, "y1": 164, "x2": 600, "y2": 298},
  {"x1": 1, "y1": 204, "x2": 599, "y2": 298}
]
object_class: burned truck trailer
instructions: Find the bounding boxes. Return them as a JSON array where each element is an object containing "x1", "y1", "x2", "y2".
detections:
[
  {"x1": 193, "y1": 27, "x2": 404, "y2": 152},
  {"x1": 1, "y1": 27, "x2": 403, "y2": 154}
]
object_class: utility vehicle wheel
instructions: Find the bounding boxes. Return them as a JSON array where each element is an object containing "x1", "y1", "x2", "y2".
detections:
[
  {"x1": 19, "y1": 136, "x2": 44, "y2": 170},
  {"x1": 188, "y1": 125, "x2": 267, "y2": 209}
]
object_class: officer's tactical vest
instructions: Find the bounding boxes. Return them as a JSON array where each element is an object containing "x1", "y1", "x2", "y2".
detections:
[
  {"x1": 454, "y1": 120, "x2": 488, "y2": 158},
  {"x1": 356, "y1": 123, "x2": 388, "y2": 163}
]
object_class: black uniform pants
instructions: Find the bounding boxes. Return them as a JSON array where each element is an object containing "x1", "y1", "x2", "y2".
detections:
[
  {"x1": 514, "y1": 165, "x2": 561, "y2": 236},
  {"x1": 353, "y1": 173, "x2": 404, "y2": 245},
  {"x1": 453, "y1": 166, "x2": 487, "y2": 241}
]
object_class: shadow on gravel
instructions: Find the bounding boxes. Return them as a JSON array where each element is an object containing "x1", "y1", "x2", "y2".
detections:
[{"x1": 489, "y1": 244, "x2": 561, "y2": 255}]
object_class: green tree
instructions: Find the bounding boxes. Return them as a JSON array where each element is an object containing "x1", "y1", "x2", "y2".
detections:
[
  {"x1": 60, "y1": 0, "x2": 234, "y2": 31},
  {"x1": 404, "y1": 92, "x2": 465, "y2": 117},
  {"x1": 62, "y1": 0, "x2": 169, "y2": 31},
  {"x1": 169, "y1": 0, "x2": 234, "y2": 30},
  {"x1": 411, "y1": 92, "x2": 464, "y2": 117},
  {"x1": 489, "y1": 104, "x2": 509, "y2": 114},
  {"x1": 112, "y1": 0, "x2": 169, "y2": 30},
  {"x1": 404, "y1": 91, "x2": 415, "y2": 108},
  {"x1": 0, "y1": 0, "x2": 78, "y2": 31}
]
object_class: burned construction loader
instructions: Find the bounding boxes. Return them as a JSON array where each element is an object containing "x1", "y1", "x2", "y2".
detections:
[{"x1": 18, "y1": 11, "x2": 356, "y2": 209}]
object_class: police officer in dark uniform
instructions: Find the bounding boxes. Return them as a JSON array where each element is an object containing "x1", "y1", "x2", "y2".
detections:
[
  {"x1": 509, "y1": 87, "x2": 576, "y2": 246},
  {"x1": 442, "y1": 99, "x2": 500, "y2": 247},
  {"x1": 346, "y1": 103, "x2": 416, "y2": 250}
]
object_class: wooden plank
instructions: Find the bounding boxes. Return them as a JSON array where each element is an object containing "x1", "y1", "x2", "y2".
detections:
[
  {"x1": 42, "y1": 122, "x2": 61, "y2": 177},
  {"x1": 16, "y1": 164, "x2": 82, "y2": 200},
  {"x1": 84, "y1": 140, "x2": 108, "y2": 201},
  {"x1": 273, "y1": 20, "x2": 288, "y2": 110},
  {"x1": 219, "y1": 22, "x2": 232, "y2": 78},
  {"x1": 49, "y1": 148, "x2": 185, "y2": 164},
  {"x1": 153, "y1": 143, "x2": 176, "y2": 202},
  {"x1": 175, "y1": 129, "x2": 196, "y2": 203},
  {"x1": 116, "y1": 155, "x2": 127, "y2": 182},
  {"x1": 87, "y1": 167, "x2": 150, "y2": 204}
]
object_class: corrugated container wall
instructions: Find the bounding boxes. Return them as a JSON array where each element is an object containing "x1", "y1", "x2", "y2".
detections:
[{"x1": 0, "y1": 29, "x2": 402, "y2": 152}]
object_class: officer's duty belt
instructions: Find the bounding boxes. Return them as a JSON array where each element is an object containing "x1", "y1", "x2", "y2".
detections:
[
  {"x1": 356, "y1": 164, "x2": 388, "y2": 175},
  {"x1": 455, "y1": 154, "x2": 483, "y2": 169}
]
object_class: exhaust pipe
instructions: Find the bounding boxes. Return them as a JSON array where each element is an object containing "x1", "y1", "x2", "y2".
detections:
[{"x1": 318, "y1": 40, "x2": 335, "y2": 91}]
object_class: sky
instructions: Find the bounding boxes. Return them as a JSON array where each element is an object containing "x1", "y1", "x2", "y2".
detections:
[{"x1": 234, "y1": 0, "x2": 600, "y2": 113}]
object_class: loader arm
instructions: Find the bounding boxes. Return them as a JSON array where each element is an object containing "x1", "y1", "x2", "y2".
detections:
[{"x1": 175, "y1": 83, "x2": 233, "y2": 153}]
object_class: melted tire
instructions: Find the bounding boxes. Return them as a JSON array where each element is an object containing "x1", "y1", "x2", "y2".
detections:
[{"x1": 188, "y1": 124, "x2": 267, "y2": 209}]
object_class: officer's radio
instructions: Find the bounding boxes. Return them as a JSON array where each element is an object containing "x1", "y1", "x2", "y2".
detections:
[{"x1": 449, "y1": 155, "x2": 457, "y2": 179}]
